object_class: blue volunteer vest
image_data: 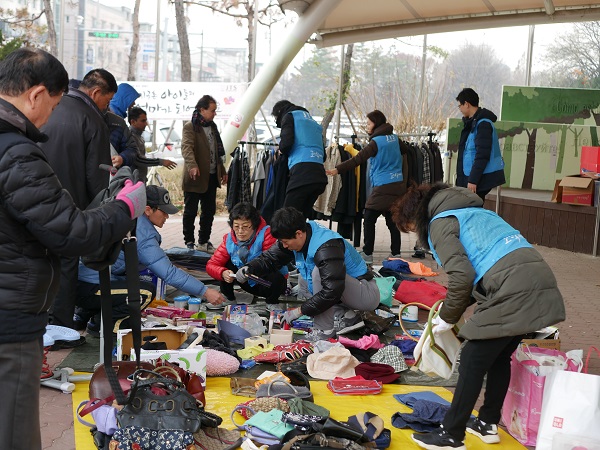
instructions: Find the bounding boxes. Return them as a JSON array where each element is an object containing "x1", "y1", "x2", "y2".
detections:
[
  {"x1": 428, "y1": 207, "x2": 532, "y2": 284},
  {"x1": 370, "y1": 135, "x2": 403, "y2": 186},
  {"x1": 463, "y1": 118, "x2": 504, "y2": 176},
  {"x1": 226, "y1": 227, "x2": 287, "y2": 286},
  {"x1": 287, "y1": 110, "x2": 324, "y2": 169},
  {"x1": 295, "y1": 221, "x2": 367, "y2": 294}
]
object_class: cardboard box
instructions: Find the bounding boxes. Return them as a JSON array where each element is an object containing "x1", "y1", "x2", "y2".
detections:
[
  {"x1": 581, "y1": 146, "x2": 600, "y2": 173},
  {"x1": 131, "y1": 348, "x2": 207, "y2": 384},
  {"x1": 269, "y1": 329, "x2": 293, "y2": 345},
  {"x1": 550, "y1": 179, "x2": 562, "y2": 203},
  {"x1": 559, "y1": 175, "x2": 595, "y2": 205},
  {"x1": 521, "y1": 338, "x2": 561, "y2": 350},
  {"x1": 117, "y1": 326, "x2": 188, "y2": 360}
]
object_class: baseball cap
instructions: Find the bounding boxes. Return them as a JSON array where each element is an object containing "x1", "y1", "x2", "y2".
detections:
[{"x1": 146, "y1": 185, "x2": 179, "y2": 214}]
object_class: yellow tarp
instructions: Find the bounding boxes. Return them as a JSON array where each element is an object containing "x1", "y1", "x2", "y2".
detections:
[{"x1": 73, "y1": 376, "x2": 526, "y2": 449}]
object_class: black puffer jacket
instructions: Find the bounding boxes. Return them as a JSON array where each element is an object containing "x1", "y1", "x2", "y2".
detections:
[
  {"x1": 0, "y1": 98, "x2": 134, "y2": 344},
  {"x1": 245, "y1": 225, "x2": 355, "y2": 316},
  {"x1": 456, "y1": 107, "x2": 505, "y2": 192}
]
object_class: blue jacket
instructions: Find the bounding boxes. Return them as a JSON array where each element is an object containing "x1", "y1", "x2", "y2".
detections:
[
  {"x1": 78, "y1": 215, "x2": 208, "y2": 297},
  {"x1": 370, "y1": 134, "x2": 403, "y2": 186}
]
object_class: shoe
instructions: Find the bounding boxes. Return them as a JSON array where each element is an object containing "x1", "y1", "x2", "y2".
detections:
[
  {"x1": 185, "y1": 242, "x2": 195, "y2": 250},
  {"x1": 359, "y1": 251, "x2": 373, "y2": 264},
  {"x1": 466, "y1": 417, "x2": 500, "y2": 444},
  {"x1": 86, "y1": 320, "x2": 100, "y2": 338},
  {"x1": 49, "y1": 335, "x2": 86, "y2": 351},
  {"x1": 72, "y1": 313, "x2": 89, "y2": 331},
  {"x1": 196, "y1": 242, "x2": 215, "y2": 253},
  {"x1": 412, "y1": 427, "x2": 466, "y2": 450},
  {"x1": 388, "y1": 253, "x2": 401, "y2": 259},
  {"x1": 333, "y1": 311, "x2": 365, "y2": 335},
  {"x1": 304, "y1": 328, "x2": 336, "y2": 342}
]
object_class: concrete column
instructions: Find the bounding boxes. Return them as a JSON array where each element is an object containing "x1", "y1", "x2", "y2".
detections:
[{"x1": 220, "y1": 0, "x2": 342, "y2": 152}]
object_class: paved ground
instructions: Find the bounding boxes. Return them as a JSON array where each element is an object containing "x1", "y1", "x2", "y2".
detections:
[{"x1": 41, "y1": 213, "x2": 600, "y2": 449}]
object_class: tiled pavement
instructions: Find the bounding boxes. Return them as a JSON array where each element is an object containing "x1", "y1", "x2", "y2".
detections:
[{"x1": 41, "y1": 213, "x2": 600, "y2": 449}]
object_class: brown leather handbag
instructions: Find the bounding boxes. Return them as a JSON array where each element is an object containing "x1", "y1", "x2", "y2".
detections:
[{"x1": 89, "y1": 361, "x2": 154, "y2": 400}]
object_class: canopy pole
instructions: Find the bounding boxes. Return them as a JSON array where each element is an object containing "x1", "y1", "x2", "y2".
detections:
[{"x1": 221, "y1": 0, "x2": 343, "y2": 152}]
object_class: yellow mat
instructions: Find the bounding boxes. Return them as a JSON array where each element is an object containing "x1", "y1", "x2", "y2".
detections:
[{"x1": 73, "y1": 376, "x2": 526, "y2": 449}]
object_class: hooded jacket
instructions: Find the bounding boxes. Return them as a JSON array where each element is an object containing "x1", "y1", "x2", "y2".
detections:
[
  {"x1": 456, "y1": 107, "x2": 505, "y2": 192},
  {"x1": 335, "y1": 122, "x2": 407, "y2": 211},
  {"x1": 416, "y1": 184, "x2": 565, "y2": 340},
  {"x1": 108, "y1": 83, "x2": 141, "y2": 168},
  {"x1": 0, "y1": 98, "x2": 133, "y2": 344}
]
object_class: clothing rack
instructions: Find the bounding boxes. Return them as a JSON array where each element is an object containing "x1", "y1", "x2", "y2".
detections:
[{"x1": 398, "y1": 131, "x2": 437, "y2": 147}]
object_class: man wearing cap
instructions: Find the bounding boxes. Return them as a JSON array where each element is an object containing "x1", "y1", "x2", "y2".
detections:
[{"x1": 76, "y1": 185, "x2": 225, "y2": 333}]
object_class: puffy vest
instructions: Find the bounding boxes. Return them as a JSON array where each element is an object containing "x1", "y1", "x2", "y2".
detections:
[
  {"x1": 226, "y1": 227, "x2": 287, "y2": 286},
  {"x1": 295, "y1": 222, "x2": 367, "y2": 294},
  {"x1": 463, "y1": 118, "x2": 504, "y2": 176},
  {"x1": 428, "y1": 207, "x2": 532, "y2": 284},
  {"x1": 287, "y1": 110, "x2": 324, "y2": 169},
  {"x1": 370, "y1": 135, "x2": 403, "y2": 186}
]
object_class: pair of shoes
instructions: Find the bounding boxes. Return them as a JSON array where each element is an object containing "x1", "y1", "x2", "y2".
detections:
[
  {"x1": 304, "y1": 328, "x2": 336, "y2": 342},
  {"x1": 196, "y1": 242, "x2": 215, "y2": 253},
  {"x1": 49, "y1": 335, "x2": 87, "y2": 351},
  {"x1": 412, "y1": 426, "x2": 466, "y2": 449},
  {"x1": 466, "y1": 417, "x2": 500, "y2": 444},
  {"x1": 359, "y1": 251, "x2": 373, "y2": 264},
  {"x1": 333, "y1": 311, "x2": 365, "y2": 335},
  {"x1": 185, "y1": 242, "x2": 195, "y2": 250}
]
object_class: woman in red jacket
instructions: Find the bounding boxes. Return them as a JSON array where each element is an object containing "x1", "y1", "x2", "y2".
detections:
[{"x1": 206, "y1": 202, "x2": 287, "y2": 308}]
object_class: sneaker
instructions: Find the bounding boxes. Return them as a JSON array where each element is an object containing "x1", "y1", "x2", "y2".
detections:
[
  {"x1": 49, "y1": 335, "x2": 87, "y2": 351},
  {"x1": 185, "y1": 242, "x2": 195, "y2": 250},
  {"x1": 388, "y1": 253, "x2": 401, "y2": 259},
  {"x1": 466, "y1": 417, "x2": 500, "y2": 444},
  {"x1": 359, "y1": 251, "x2": 373, "y2": 264},
  {"x1": 304, "y1": 328, "x2": 336, "y2": 342},
  {"x1": 86, "y1": 320, "x2": 100, "y2": 338},
  {"x1": 334, "y1": 311, "x2": 365, "y2": 335},
  {"x1": 196, "y1": 242, "x2": 215, "y2": 253},
  {"x1": 412, "y1": 427, "x2": 466, "y2": 450}
]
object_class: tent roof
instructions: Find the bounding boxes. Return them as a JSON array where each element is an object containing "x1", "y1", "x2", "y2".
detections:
[{"x1": 278, "y1": 0, "x2": 600, "y2": 48}]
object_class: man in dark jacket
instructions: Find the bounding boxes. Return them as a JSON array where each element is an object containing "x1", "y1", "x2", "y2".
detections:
[
  {"x1": 0, "y1": 48, "x2": 144, "y2": 450},
  {"x1": 271, "y1": 100, "x2": 328, "y2": 220},
  {"x1": 456, "y1": 88, "x2": 505, "y2": 200},
  {"x1": 236, "y1": 207, "x2": 379, "y2": 341},
  {"x1": 40, "y1": 68, "x2": 118, "y2": 333}
]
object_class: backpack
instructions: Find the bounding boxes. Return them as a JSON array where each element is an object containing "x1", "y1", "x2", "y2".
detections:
[{"x1": 81, "y1": 166, "x2": 137, "y2": 271}]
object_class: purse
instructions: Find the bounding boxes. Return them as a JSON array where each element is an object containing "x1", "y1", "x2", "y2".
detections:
[
  {"x1": 257, "y1": 379, "x2": 314, "y2": 402},
  {"x1": 229, "y1": 377, "x2": 257, "y2": 397},
  {"x1": 394, "y1": 279, "x2": 447, "y2": 308},
  {"x1": 373, "y1": 276, "x2": 396, "y2": 307},
  {"x1": 235, "y1": 397, "x2": 290, "y2": 419},
  {"x1": 109, "y1": 425, "x2": 195, "y2": 450},
  {"x1": 409, "y1": 300, "x2": 463, "y2": 380},
  {"x1": 326, "y1": 379, "x2": 383, "y2": 396},
  {"x1": 117, "y1": 370, "x2": 203, "y2": 433},
  {"x1": 193, "y1": 427, "x2": 243, "y2": 450},
  {"x1": 89, "y1": 361, "x2": 155, "y2": 401},
  {"x1": 360, "y1": 304, "x2": 397, "y2": 335},
  {"x1": 245, "y1": 409, "x2": 295, "y2": 440},
  {"x1": 286, "y1": 397, "x2": 329, "y2": 418}
]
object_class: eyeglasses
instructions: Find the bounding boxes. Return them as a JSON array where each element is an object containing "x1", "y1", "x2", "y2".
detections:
[{"x1": 232, "y1": 224, "x2": 253, "y2": 232}]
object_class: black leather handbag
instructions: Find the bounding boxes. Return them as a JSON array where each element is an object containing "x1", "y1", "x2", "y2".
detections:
[{"x1": 117, "y1": 370, "x2": 203, "y2": 433}]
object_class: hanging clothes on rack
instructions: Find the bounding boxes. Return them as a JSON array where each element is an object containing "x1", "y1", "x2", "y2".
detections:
[
  {"x1": 225, "y1": 146, "x2": 251, "y2": 211},
  {"x1": 314, "y1": 143, "x2": 343, "y2": 217},
  {"x1": 251, "y1": 148, "x2": 270, "y2": 210},
  {"x1": 260, "y1": 152, "x2": 289, "y2": 224}
]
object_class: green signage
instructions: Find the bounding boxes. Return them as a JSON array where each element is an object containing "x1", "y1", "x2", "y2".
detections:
[{"x1": 88, "y1": 31, "x2": 120, "y2": 38}]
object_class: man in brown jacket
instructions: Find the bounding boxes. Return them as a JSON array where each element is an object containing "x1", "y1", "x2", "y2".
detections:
[{"x1": 181, "y1": 95, "x2": 227, "y2": 253}]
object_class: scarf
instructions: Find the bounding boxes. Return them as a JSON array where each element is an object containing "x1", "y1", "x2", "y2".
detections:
[
  {"x1": 192, "y1": 108, "x2": 225, "y2": 158},
  {"x1": 236, "y1": 229, "x2": 258, "y2": 264}
]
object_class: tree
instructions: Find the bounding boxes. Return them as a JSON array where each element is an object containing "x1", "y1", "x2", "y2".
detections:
[
  {"x1": 543, "y1": 22, "x2": 600, "y2": 88},
  {"x1": 173, "y1": 0, "x2": 191, "y2": 81},
  {"x1": 321, "y1": 44, "x2": 354, "y2": 141},
  {"x1": 0, "y1": 5, "x2": 45, "y2": 49},
  {"x1": 127, "y1": 0, "x2": 141, "y2": 80},
  {"x1": 0, "y1": 30, "x2": 22, "y2": 61},
  {"x1": 41, "y1": 0, "x2": 57, "y2": 56}
]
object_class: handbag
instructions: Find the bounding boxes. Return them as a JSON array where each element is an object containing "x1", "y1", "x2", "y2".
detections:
[
  {"x1": 360, "y1": 304, "x2": 397, "y2": 335},
  {"x1": 117, "y1": 370, "x2": 203, "y2": 433},
  {"x1": 193, "y1": 427, "x2": 243, "y2": 450},
  {"x1": 77, "y1": 400, "x2": 118, "y2": 435},
  {"x1": 286, "y1": 397, "x2": 330, "y2": 418},
  {"x1": 235, "y1": 397, "x2": 290, "y2": 419},
  {"x1": 256, "y1": 379, "x2": 314, "y2": 402},
  {"x1": 409, "y1": 300, "x2": 463, "y2": 380},
  {"x1": 536, "y1": 347, "x2": 600, "y2": 450},
  {"x1": 245, "y1": 409, "x2": 295, "y2": 439},
  {"x1": 503, "y1": 345, "x2": 584, "y2": 446},
  {"x1": 373, "y1": 275, "x2": 396, "y2": 307},
  {"x1": 282, "y1": 412, "x2": 328, "y2": 431},
  {"x1": 109, "y1": 425, "x2": 195, "y2": 450},
  {"x1": 230, "y1": 377, "x2": 257, "y2": 397},
  {"x1": 393, "y1": 279, "x2": 447, "y2": 308},
  {"x1": 282, "y1": 433, "x2": 371, "y2": 450},
  {"x1": 326, "y1": 379, "x2": 383, "y2": 396},
  {"x1": 89, "y1": 361, "x2": 154, "y2": 401}
]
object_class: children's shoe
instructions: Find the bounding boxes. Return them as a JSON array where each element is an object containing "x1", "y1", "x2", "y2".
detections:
[
  {"x1": 466, "y1": 417, "x2": 500, "y2": 444},
  {"x1": 412, "y1": 427, "x2": 466, "y2": 450}
]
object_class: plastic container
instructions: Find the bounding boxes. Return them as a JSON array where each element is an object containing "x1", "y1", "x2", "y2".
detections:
[
  {"x1": 173, "y1": 295, "x2": 190, "y2": 309},
  {"x1": 401, "y1": 305, "x2": 419, "y2": 322},
  {"x1": 188, "y1": 297, "x2": 201, "y2": 312}
]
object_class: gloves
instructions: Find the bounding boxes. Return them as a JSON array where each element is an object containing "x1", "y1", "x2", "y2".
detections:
[
  {"x1": 282, "y1": 308, "x2": 302, "y2": 325},
  {"x1": 235, "y1": 266, "x2": 249, "y2": 284},
  {"x1": 116, "y1": 179, "x2": 146, "y2": 219},
  {"x1": 432, "y1": 315, "x2": 453, "y2": 336}
]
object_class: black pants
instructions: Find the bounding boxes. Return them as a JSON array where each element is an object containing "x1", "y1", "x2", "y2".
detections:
[
  {"x1": 442, "y1": 335, "x2": 524, "y2": 440},
  {"x1": 49, "y1": 255, "x2": 79, "y2": 328},
  {"x1": 75, "y1": 279, "x2": 155, "y2": 331},
  {"x1": 284, "y1": 183, "x2": 326, "y2": 220},
  {"x1": 362, "y1": 208, "x2": 400, "y2": 256},
  {"x1": 220, "y1": 260, "x2": 287, "y2": 304},
  {"x1": 183, "y1": 173, "x2": 219, "y2": 245}
]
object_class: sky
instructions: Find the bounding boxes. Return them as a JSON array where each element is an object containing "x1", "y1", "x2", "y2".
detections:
[{"x1": 99, "y1": 0, "x2": 567, "y2": 72}]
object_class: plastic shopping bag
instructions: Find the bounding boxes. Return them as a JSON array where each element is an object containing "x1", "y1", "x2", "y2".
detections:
[
  {"x1": 501, "y1": 344, "x2": 582, "y2": 446},
  {"x1": 535, "y1": 347, "x2": 600, "y2": 450}
]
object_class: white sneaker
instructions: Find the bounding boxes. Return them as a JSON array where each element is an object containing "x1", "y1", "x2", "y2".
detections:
[{"x1": 196, "y1": 242, "x2": 215, "y2": 253}]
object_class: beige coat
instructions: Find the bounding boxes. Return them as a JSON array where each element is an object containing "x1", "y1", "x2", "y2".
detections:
[{"x1": 181, "y1": 121, "x2": 226, "y2": 193}]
